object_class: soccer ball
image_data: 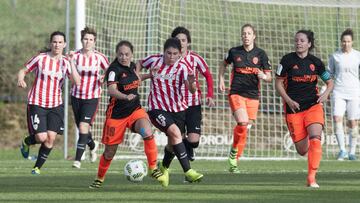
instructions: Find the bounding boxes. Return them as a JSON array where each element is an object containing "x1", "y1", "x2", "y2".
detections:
[{"x1": 124, "y1": 160, "x2": 148, "y2": 182}]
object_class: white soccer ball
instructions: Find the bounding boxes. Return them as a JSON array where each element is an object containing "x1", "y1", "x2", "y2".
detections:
[{"x1": 124, "y1": 160, "x2": 148, "y2": 182}]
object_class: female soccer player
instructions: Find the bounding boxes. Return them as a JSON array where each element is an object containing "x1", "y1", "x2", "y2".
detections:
[
  {"x1": 69, "y1": 27, "x2": 109, "y2": 168},
  {"x1": 328, "y1": 28, "x2": 360, "y2": 161},
  {"x1": 137, "y1": 38, "x2": 203, "y2": 186},
  {"x1": 89, "y1": 40, "x2": 166, "y2": 188},
  {"x1": 218, "y1": 24, "x2": 272, "y2": 173},
  {"x1": 171, "y1": 26, "x2": 215, "y2": 161},
  {"x1": 18, "y1": 31, "x2": 80, "y2": 175},
  {"x1": 275, "y1": 30, "x2": 334, "y2": 188}
]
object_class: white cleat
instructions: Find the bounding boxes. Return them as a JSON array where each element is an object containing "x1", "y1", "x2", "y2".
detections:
[
  {"x1": 307, "y1": 182, "x2": 320, "y2": 188},
  {"x1": 90, "y1": 141, "x2": 99, "y2": 163},
  {"x1": 72, "y1": 160, "x2": 81, "y2": 169}
]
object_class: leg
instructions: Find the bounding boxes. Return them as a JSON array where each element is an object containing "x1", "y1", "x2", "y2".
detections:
[
  {"x1": 183, "y1": 105, "x2": 202, "y2": 161},
  {"x1": 332, "y1": 96, "x2": 347, "y2": 160},
  {"x1": 306, "y1": 123, "x2": 323, "y2": 188},
  {"x1": 89, "y1": 144, "x2": 117, "y2": 189},
  {"x1": 347, "y1": 99, "x2": 360, "y2": 160},
  {"x1": 32, "y1": 131, "x2": 57, "y2": 174},
  {"x1": 228, "y1": 108, "x2": 248, "y2": 173}
]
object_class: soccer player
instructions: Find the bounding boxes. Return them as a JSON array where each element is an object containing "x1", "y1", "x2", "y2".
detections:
[
  {"x1": 69, "y1": 27, "x2": 109, "y2": 168},
  {"x1": 18, "y1": 31, "x2": 81, "y2": 175},
  {"x1": 89, "y1": 40, "x2": 166, "y2": 188},
  {"x1": 218, "y1": 24, "x2": 272, "y2": 173},
  {"x1": 171, "y1": 26, "x2": 215, "y2": 161},
  {"x1": 275, "y1": 30, "x2": 334, "y2": 188},
  {"x1": 137, "y1": 38, "x2": 203, "y2": 186},
  {"x1": 328, "y1": 28, "x2": 360, "y2": 161}
]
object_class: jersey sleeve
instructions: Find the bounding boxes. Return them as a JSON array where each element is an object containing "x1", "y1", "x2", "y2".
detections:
[
  {"x1": 99, "y1": 53, "x2": 110, "y2": 71},
  {"x1": 193, "y1": 54, "x2": 214, "y2": 98},
  {"x1": 224, "y1": 48, "x2": 233, "y2": 65},
  {"x1": 327, "y1": 54, "x2": 335, "y2": 75},
  {"x1": 141, "y1": 54, "x2": 158, "y2": 69},
  {"x1": 315, "y1": 58, "x2": 326, "y2": 75},
  {"x1": 276, "y1": 56, "x2": 288, "y2": 78},
  {"x1": 106, "y1": 66, "x2": 120, "y2": 86},
  {"x1": 24, "y1": 54, "x2": 40, "y2": 73},
  {"x1": 63, "y1": 58, "x2": 71, "y2": 77},
  {"x1": 260, "y1": 50, "x2": 272, "y2": 72}
]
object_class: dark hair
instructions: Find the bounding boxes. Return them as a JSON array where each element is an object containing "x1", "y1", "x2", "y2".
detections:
[
  {"x1": 81, "y1": 26, "x2": 97, "y2": 41},
  {"x1": 163, "y1": 38, "x2": 181, "y2": 52},
  {"x1": 296, "y1": 29, "x2": 315, "y2": 51},
  {"x1": 50, "y1": 31, "x2": 66, "y2": 42},
  {"x1": 241, "y1": 23, "x2": 256, "y2": 36},
  {"x1": 115, "y1": 40, "x2": 134, "y2": 53},
  {"x1": 341, "y1": 28, "x2": 353, "y2": 41},
  {"x1": 40, "y1": 31, "x2": 66, "y2": 53},
  {"x1": 171, "y1": 26, "x2": 191, "y2": 43}
]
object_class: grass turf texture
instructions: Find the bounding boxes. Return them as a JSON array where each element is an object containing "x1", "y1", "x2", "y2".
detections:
[{"x1": 1, "y1": 149, "x2": 360, "y2": 203}]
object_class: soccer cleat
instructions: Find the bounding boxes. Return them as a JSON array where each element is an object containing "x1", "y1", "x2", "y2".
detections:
[
  {"x1": 72, "y1": 160, "x2": 81, "y2": 169},
  {"x1": 337, "y1": 150, "x2": 348, "y2": 161},
  {"x1": 31, "y1": 167, "x2": 40, "y2": 175},
  {"x1": 90, "y1": 141, "x2": 99, "y2": 163},
  {"x1": 89, "y1": 179, "x2": 103, "y2": 189},
  {"x1": 307, "y1": 182, "x2": 320, "y2": 188},
  {"x1": 349, "y1": 154, "x2": 357, "y2": 161},
  {"x1": 20, "y1": 139, "x2": 30, "y2": 159},
  {"x1": 158, "y1": 162, "x2": 169, "y2": 187},
  {"x1": 229, "y1": 166, "x2": 240, "y2": 174},
  {"x1": 228, "y1": 147, "x2": 238, "y2": 173},
  {"x1": 149, "y1": 168, "x2": 168, "y2": 187},
  {"x1": 184, "y1": 169, "x2": 203, "y2": 183}
]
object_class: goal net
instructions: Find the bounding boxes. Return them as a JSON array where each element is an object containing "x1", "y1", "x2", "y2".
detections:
[{"x1": 85, "y1": 0, "x2": 360, "y2": 160}]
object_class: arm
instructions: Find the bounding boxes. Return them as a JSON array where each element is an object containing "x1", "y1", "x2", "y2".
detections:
[
  {"x1": 218, "y1": 61, "x2": 227, "y2": 93},
  {"x1": 275, "y1": 77, "x2": 300, "y2": 113},
  {"x1": 136, "y1": 61, "x2": 151, "y2": 81},
  {"x1": 195, "y1": 55, "x2": 215, "y2": 107},
  {"x1": 186, "y1": 72, "x2": 197, "y2": 94},
  {"x1": 317, "y1": 72, "x2": 334, "y2": 103},
  {"x1": 67, "y1": 51, "x2": 81, "y2": 86},
  {"x1": 257, "y1": 70, "x2": 272, "y2": 82},
  {"x1": 17, "y1": 68, "x2": 28, "y2": 89},
  {"x1": 108, "y1": 83, "x2": 137, "y2": 101}
]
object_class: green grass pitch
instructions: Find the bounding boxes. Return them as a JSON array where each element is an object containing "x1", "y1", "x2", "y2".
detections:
[{"x1": 1, "y1": 149, "x2": 360, "y2": 203}]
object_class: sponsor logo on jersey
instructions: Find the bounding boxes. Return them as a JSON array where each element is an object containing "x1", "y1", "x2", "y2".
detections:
[
  {"x1": 252, "y1": 57, "x2": 259, "y2": 65},
  {"x1": 309, "y1": 64, "x2": 315, "y2": 71},
  {"x1": 235, "y1": 56, "x2": 242, "y2": 62}
]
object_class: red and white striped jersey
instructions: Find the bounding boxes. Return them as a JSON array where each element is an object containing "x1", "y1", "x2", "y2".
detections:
[
  {"x1": 70, "y1": 50, "x2": 109, "y2": 99},
  {"x1": 181, "y1": 50, "x2": 214, "y2": 106},
  {"x1": 141, "y1": 54, "x2": 190, "y2": 112},
  {"x1": 25, "y1": 52, "x2": 71, "y2": 108}
]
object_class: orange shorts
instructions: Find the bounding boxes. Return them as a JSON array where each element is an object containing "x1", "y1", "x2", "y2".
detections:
[
  {"x1": 286, "y1": 103, "x2": 324, "y2": 143},
  {"x1": 102, "y1": 108, "x2": 149, "y2": 145},
  {"x1": 228, "y1": 94, "x2": 259, "y2": 120}
]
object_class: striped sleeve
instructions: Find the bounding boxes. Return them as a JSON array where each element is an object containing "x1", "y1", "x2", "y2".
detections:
[
  {"x1": 24, "y1": 54, "x2": 41, "y2": 73},
  {"x1": 193, "y1": 53, "x2": 214, "y2": 98},
  {"x1": 141, "y1": 54, "x2": 161, "y2": 69}
]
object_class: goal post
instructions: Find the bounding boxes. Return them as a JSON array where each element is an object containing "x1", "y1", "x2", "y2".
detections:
[{"x1": 85, "y1": 0, "x2": 360, "y2": 160}]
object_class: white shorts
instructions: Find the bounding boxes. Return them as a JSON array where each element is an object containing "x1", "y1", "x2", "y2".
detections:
[{"x1": 331, "y1": 96, "x2": 360, "y2": 120}]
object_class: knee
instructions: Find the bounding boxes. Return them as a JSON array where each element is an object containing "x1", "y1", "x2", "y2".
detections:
[
  {"x1": 297, "y1": 148, "x2": 308, "y2": 156},
  {"x1": 138, "y1": 127, "x2": 152, "y2": 139},
  {"x1": 103, "y1": 150, "x2": 115, "y2": 160},
  {"x1": 79, "y1": 122, "x2": 90, "y2": 134},
  {"x1": 35, "y1": 133, "x2": 47, "y2": 143}
]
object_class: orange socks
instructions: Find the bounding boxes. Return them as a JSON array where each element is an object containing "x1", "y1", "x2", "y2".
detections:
[
  {"x1": 97, "y1": 155, "x2": 112, "y2": 180},
  {"x1": 144, "y1": 135, "x2": 158, "y2": 170},
  {"x1": 231, "y1": 125, "x2": 247, "y2": 159},
  {"x1": 308, "y1": 138, "x2": 322, "y2": 183}
]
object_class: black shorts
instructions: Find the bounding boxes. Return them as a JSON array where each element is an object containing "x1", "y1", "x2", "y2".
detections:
[
  {"x1": 185, "y1": 105, "x2": 202, "y2": 134},
  {"x1": 148, "y1": 109, "x2": 186, "y2": 134},
  {"x1": 27, "y1": 104, "x2": 64, "y2": 135},
  {"x1": 71, "y1": 96, "x2": 99, "y2": 127}
]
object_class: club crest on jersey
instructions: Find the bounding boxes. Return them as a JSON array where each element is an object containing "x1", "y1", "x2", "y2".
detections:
[
  {"x1": 309, "y1": 64, "x2": 315, "y2": 71},
  {"x1": 252, "y1": 57, "x2": 259, "y2": 65},
  {"x1": 235, "y1": 56, "x2": 242, "y2": 62}
]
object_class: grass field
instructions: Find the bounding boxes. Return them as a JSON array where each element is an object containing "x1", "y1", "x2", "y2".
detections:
[{"x1": 1, "y1": 150, "x2": 360, "y2": 203}]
